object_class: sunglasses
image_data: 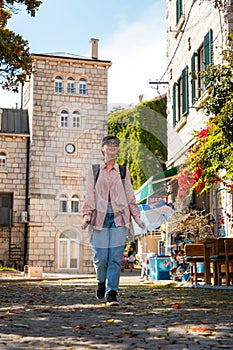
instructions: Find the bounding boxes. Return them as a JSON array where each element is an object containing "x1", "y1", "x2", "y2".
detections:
[{"x1": 106, "y1": 141, "x2": 120, "y2": 146}]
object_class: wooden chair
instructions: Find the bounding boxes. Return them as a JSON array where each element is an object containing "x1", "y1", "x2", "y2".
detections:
[
  {"x1": 203, "y1": 238, "x2": 217, "y2": 284},
  {"x1": 184, "y1": 244, "x2": 204, "y2": 284},
  {"x1": 211, "y1": 238, "x2": 233, "y2": 285},
  {"x1": 209, "y1": 238, "x2": 225, "y2": 285}
]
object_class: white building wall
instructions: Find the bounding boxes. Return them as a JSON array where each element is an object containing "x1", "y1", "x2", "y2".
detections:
[
  {"x1": 166, "y1": 0, "x2": 233, "y2": 236},
  {"x1": 166, "y1": 0, "x2": 231, "y2": 167}
]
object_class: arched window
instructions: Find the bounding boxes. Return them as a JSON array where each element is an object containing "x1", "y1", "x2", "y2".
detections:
[
  {"x1": 0, "y1": 152, "x2": 7, "y2": 171},
  {"x1": 60, "y1": 110, "x2": 69, "y2": 127},
  {"x1": 59, "y1": 195, "x2": 68, "y2": 212},
  {"x1": 67, "y1": 77, "x2": 76, "y2": 94},
  {"x1": 79, "y1": 78, "x2": 88, "y2": 95},
  {"x1": 55, "y1": 76, "x2": 64, "y2": 93},
  {"x1": 72, "y1": 111, "x2": 81, "y2": 128},
  {"x1": 71, "y1": 195, "x2": 80, "y2": 213}
]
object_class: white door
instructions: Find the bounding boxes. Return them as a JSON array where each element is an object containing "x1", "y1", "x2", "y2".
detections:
[{"x1": 58, "y1": 230, "x2": 80, "y2": 270}]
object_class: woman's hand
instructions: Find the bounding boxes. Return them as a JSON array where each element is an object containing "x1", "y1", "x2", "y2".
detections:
[
  {"x1": 138, "y1": 219, "x2": 146, "y2": 230},
  {"x1": 81, "y1": 216, "x2": 91, "y2": 230}
]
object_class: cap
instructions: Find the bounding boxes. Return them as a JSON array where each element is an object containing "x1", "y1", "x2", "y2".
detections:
[{"x1": 101, "y1": 135, "x2": 120, "y2": 146}]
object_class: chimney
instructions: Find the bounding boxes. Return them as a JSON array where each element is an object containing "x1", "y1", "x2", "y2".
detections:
[{"x1": 89, "y1": 38, "x2": 99, "y2": 59}]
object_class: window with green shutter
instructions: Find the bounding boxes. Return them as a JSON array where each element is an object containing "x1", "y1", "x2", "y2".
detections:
[
  {"x1": 191, "y1": 53, "x2": 197, "y2": 105},
  {"x1": 172, "y1": 66, "x2": 189, "y2": 128},
  {"x1": 182, "y1": 66, "x2": 189, "y2": 116},
  {"x1": 176, "y1": 0, "x2": 183, "y2": 25},
  {"x1": 172, "y1": 83, "x2": 177, "y2": 127},
  {"x1": 203, "y1": 29, "x2": 213, "y2": 69}
]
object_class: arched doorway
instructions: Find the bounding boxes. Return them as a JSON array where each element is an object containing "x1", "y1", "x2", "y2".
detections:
[{"x1": 58, "y1": 230, "x2": 80, "y2": 270}]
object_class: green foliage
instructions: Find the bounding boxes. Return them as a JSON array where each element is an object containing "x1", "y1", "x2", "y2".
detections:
[
  {"x1": 184, "y1": 51, "x2": 233, "y2": 193},
  {"x1": 108, "y1": 97, "x2": 167, "y2": 190},
  {"x1": 0, "y1": 265, "x2": 18, "y2": 272},
  {"x1": 0, "y1": 0, "x2": 42, "y2": 91}
]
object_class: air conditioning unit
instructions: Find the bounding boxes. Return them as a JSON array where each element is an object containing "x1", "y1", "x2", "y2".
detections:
[{"x1": 20, "y1": 211, "x2": 28, "y2": 223}]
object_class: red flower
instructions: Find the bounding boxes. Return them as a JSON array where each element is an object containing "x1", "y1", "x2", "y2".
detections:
[{"x1": 198, "y1": 127, "x2": 209, "y2": 138}]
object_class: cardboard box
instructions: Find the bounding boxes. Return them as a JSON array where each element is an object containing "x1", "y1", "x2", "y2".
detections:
[{"x1": 24, "y1": 265, "x2": 43, "y2": 278}]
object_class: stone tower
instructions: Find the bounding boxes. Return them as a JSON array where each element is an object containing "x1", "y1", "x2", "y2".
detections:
[{"x1": 22, "y1": 39, "x2": 111, "y2": 273}]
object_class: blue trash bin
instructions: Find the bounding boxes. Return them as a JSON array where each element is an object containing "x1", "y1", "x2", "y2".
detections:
[{"x1": 149, "y1": 256, "x2": 171, "y2": 281}]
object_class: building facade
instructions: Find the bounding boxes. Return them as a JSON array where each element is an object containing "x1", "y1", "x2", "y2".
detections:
[
  {"x1": 166, "y1": 0, "x2": 233, "y2": 236},
  {"x1": 0, "y1": 108, "x2": 30, "y2": 268},
  {"x1": 12, "y1": 39, "x2": 111, "y2": 273}
]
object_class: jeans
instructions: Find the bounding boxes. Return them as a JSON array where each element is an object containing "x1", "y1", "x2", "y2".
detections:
[{"x1": 92, "y1": 210, "x2": 128, "y2": 294}]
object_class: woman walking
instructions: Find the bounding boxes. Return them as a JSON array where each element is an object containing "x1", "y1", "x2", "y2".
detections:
[{"x1": 82, "y1": 135, "x2": 145, "y2": 306}]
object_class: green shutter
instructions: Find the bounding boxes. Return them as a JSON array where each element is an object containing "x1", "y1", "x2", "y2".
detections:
[
  {"x1": 172, "y1": 83, "x2": 177, "y2": 127},
  {"x1": 191, "y1": 53, "x2": 196, "y2": 105},
  {"x1": 182, "y1": 66, "x2": 189, "y2": 116},
  {"x1": 176, "y1": 0, "x2": 183, "y2": 25},
  {"x1": 204, "y1": 29, "x2": 213, "y2": 69}
]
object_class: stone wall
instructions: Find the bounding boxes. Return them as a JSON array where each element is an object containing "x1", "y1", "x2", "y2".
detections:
[{"x1": 23, "y1": 52, "x2": 111, "y2": 272}]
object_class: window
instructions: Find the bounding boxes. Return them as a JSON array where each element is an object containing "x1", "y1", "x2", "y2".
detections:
[
  {"x1": 72, "y1": 111, "x2": 81, "y2": 128},
  {"x1": 59, "y1": 195, "x2": 68, "y2": 212},
  {"x1": 181, "y1": 66, "x2": 189, "y2": 116},
  {"x1": 197, "y1": 44, "x2": 204, "y2": 98},
  {"x1": 172, "y1": 66, "x2": 189, "y2": 127},
  {"x1": 67, "y1": 77, "x2": 76, "y2": 94},
  {"x1": 191, "y1": 29, "x2": 213, "y2": 103},
  {"x1": 191, "y1": 52, "x2": 198, "y2": 104},
  {"x1": 60, "y1": 110, "x2": 69, "y2": 127},
  {"x1": 79, "y1": 78, "x2": 88, "y2": 95},
  {"x1": 0, "y1": 152, "x2": 7, "y2": 171},
  {"x1": 59, "y1": 110, "x2": 82, "y2": 129},
  {"x1": 176, "y1": 0, "x2": 183, "y2": 25},
  {"x1": 203, "y1": 29, "x2": 213, "y2": 69},
  {"x1": 58, "y1": 230, "x2": 80, "y2": 270},
  {"x1": 71, "y1": 195, "x2": 80, "y2": 213},
  {"x1": 55, "y1": 76, "x2": 64, "y2": 93},
  {"x1": 0, "y1": 193, "x2": 12, "y2": 226}
]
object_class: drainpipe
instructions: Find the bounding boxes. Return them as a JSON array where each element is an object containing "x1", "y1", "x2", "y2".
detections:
[{"x1": 23, "y1": 136, "x2": 30, "y2": 266}]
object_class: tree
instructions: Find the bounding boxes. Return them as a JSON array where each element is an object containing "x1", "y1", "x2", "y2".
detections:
[
  {"x1": 108, "y1": 96, "x2": 167, "y2": 190},
  {"x1": 178, "y1": 50, "x2": 233, "y2": 195},
  {"x1": 0, "y1": 0, "x2": 42, "y2": 91}
]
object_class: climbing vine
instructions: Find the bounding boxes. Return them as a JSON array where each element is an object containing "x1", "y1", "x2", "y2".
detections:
[{"x1": 178, "y1": 51, "x2": 233, "y2": 195}]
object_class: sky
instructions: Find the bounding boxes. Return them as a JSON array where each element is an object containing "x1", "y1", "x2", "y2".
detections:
[{"x1": 0, "y1": 0, "x2": 167, "y2": 109}]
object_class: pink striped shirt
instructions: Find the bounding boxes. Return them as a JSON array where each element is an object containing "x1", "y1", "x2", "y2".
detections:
[{"x1": 82, "y1": 162, "x2": 143, "y2": 234}]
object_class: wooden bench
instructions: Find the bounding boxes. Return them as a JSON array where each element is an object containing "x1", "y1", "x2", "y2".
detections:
[{"x1": 184, "y1": 244, "x2": 204, "y2": 284}]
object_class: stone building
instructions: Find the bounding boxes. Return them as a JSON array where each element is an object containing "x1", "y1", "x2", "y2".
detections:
[
  {"x1": 0, "y1": 108, "x2": 30, "y2": 268},
  {"x1": 0, "y1": 39, "x2": 111, "y2": 272},
  {"x1": 166, "y1": 1, "x2": 233, "y2": 237}
]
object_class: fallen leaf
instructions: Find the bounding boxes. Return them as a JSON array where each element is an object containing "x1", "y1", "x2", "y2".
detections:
[
  {"x1": 106, "y1": 319, "x2": 115, "y2": 323},
  {"x1": 189, "y1": 326, "x2": 215, "y2": 334},
  {"x1": 174, "y1": 303, "x2": 181, "y2": 309},
  {"x1": 117, "y1": 332, "x2": 137, "y2": 338},
  {"x1": 91, "y1": 324, "x2": 103, "y2": 328},
  {"x1": 41, "y1": 309, "x2": 52, "y2": 313},
  {"x1": 75, "y1": 324, "x2": 86, "y2": 330},
  {"x1": 172, "y1": 322, "x2": 182, "y2": 325}
]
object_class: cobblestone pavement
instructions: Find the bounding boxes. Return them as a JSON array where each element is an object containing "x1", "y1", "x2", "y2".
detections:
[{"x1": 0, "y1": 271, "x2": 233, "y2": 349}]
